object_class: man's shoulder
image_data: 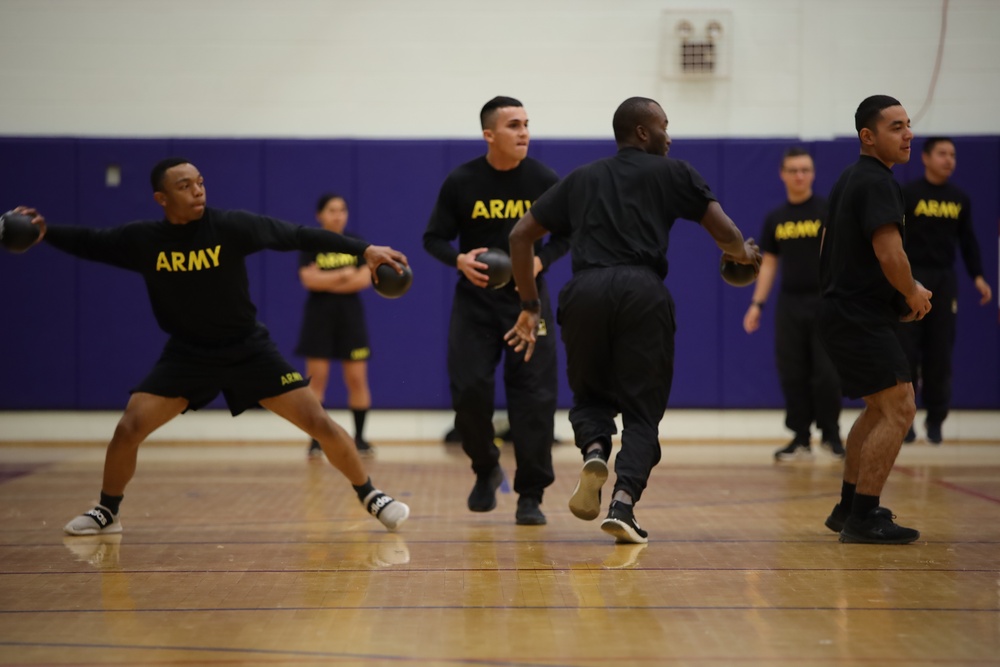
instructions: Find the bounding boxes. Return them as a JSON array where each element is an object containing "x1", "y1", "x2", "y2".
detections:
[
  {"x1": 444, "y1": 156, "x2": 487, "y2": 180},
  {"x1": 519, "y1": 156, "x2": 559, "y2": 181}
]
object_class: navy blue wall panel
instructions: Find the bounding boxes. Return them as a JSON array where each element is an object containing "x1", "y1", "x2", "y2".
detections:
[
  {"x1": 0, "y1": 139, "x2": 79, "y2": 407},
  {"x1": 662, "y1": 140, "x2": 725, "y2": 407},
  {"x1": 943, "y1": 137, "x2": 999, "y2": 408},
  {"x1": 355, "y1": 141, "x2": 453, "y2": 408},
  {"x1": 75, "y1": 140, "x2": 170, "y2": 408},
  {"x1": 718, "y1": 140, "x2": 795, "y2": 407},
  {"x1": 2, "y1": 136, "x2": 997, "y2": 412}
]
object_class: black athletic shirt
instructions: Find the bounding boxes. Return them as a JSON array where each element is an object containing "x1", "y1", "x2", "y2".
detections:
[
  {"x1": 528, "y1": 147, "x2": 716, "y2": 279},
  {"x1": 759, "y1": 195, "x2": 827, "y2": 295},
  {"x1": 901, "y1": 177, "x2": 983, "y2": 277},
  {"x1": 819, "y1": 155, "x2": 905, "y2": 321},
  {"x1": 45, "y1": 207, "x2": 370, "y2": 343},
  {"x1": 299, "y1": 232, "x2": 367, "y2": 304},
  {"x1": 423, "y1": 156, "x2": 568, "y2": 280}
]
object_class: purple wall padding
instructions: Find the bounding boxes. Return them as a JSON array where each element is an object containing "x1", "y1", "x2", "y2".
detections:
[
  {"x1": 0, "y1": 139, "x2": 79, "y2": 408},
  {"x1": 2, "y1": 136, "x2": 997, "y2": 412}
]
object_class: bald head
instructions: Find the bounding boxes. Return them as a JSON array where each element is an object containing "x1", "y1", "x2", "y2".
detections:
[{"x1": 613, "y1": 97, "x2": 670, "y2": 155}]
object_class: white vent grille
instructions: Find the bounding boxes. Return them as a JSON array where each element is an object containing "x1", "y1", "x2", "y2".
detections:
[{"x1": 660, "y1": 10, "x2": 732, "y2": 80}]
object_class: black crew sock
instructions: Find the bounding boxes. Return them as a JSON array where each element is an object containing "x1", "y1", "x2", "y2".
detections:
[
  {"x1": 100, "y1": 492, "x2": 124, "y2": 515},
  {"x1": 352, "y1": 478, "x2": 376, "y2": 503},
  {"x1": 839, "y1": 481, "x2": 856, "y2": 509},
  {"x1": 352, "y1": 409, "x2": 368, "y2": 442},
  {"x1": 851, "y1": 493, "x2": 879, "y2": 519}
]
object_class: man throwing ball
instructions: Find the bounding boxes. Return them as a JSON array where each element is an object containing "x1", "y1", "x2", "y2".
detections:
[{"x1": 13, "y1": 157, "x2": 411, "y2": 537}]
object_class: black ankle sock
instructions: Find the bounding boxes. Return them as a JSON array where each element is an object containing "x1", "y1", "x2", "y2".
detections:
[
  {"x1": 851, "y1": 493, "x2": 879, "y2": 519},
  {"x1": 100, "y1": 492, "x2": 123, "y2": 515},
  {"x1": 352, "y1": 478, "x2": 376, "y2": 503},
  {"x1": 839, "y1": 481, "x2": 856, "y2": 509},
  {"x1": 352, "y1": 409, "x2": 368, "y2": 442}
]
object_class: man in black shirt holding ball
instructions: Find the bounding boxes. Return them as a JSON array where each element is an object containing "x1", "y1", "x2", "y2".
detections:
[
  {"x1": 423, "y1": 96, "x2": 568, "y2": 525},
  {"x1": 505, "y1": 97, "x2": 760, "y2": 544},
  {"x1": 13, "y1": 158, "x2": 411, "y2": 537}
]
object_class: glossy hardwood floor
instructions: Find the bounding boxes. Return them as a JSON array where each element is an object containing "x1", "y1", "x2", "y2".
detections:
[{"x1": 1, "y1": 440, "x2": 998, "y2": 666}]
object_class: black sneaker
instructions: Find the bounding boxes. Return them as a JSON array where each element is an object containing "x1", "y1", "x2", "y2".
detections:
[
  {"x1": 839, "y1": 507, "x2": 920, "y2": 544},
  {"x1": 568, "y1": 449, "x2": 609, "y2": 521},
  {"x1": 821, "y1": 438, "x2": 846, "y2": 459},
  {"x1": 307, "y1": 439, "x2": 323, "y2": 459},
  {"x1": 824, "y1": 503, "x2": 849, "y2": 532},
  {"x1": 926, "y1": 422, "x2": 943, "y2": 445},
  {"x1": 903, "y1": 425, "x2": 917, "y2": 443},
  {"x1": 515, "y1": 496, "x2": 546, "y2": 525},
  {"x1": 774, "y1": 438, "x2": 811, "y2": 461},
  {"x1": 468, "y1": 466, "x2": 504, "y2": 512},
  {"x1": 600, "y1": 500, "x2": 648, "y2": 544},
  {"x1": 355, "y1": 437, "x2": 375, "y2": 457}
]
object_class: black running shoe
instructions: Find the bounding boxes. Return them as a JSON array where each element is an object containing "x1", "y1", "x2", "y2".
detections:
[
  {"x1": 926, "y1": 422, "x2": 943, "y2": 445},
  {"x1": 600, "y1": 500, "x2": 648, "y2": 544},
  {"x1": 515, "y1": 496, "x2": 546, "y2": 525},
  {"x1": 774, "y1": 438, "x2": 811, "y2": 461},
  {"x1": 824, "y1": 503, "x2": 849, "y2": 532},
  {"x1": 903, "y1": 425, "x2": 917, "y2": 443},
  {"x1": 839, "y1": 507, "x2": 920, "y2": 544},
  {"x1": 468, "y1": 466, "x2": 504, "y2": 512}
]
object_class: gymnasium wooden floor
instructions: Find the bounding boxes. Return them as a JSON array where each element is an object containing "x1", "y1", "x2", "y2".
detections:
[{"x1": 1, "y1": 439, "x2": 998, "y2": 667}]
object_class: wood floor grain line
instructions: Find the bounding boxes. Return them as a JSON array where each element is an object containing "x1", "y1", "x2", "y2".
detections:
[{"x1": 1, "y1": 441, "x2": 998, "y2": 667}]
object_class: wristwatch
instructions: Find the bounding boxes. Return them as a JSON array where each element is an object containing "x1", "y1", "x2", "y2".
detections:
[{"x1": 520, "y1": 299, "x2": 541, "y2": 313}]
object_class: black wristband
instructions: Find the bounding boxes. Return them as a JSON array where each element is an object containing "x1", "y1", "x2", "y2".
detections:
[
  {"x1": 752, "y1": 301, "x2": 765, "y2": 309},
  {"x1": 520, "y1": 299, "x2": 541, "y2": 313}
]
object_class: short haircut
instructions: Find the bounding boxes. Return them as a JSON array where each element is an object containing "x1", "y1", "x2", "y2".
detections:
[
  {"x1": 612, "y1": 97, "x2": 660, "y2": 143},
  {"x1": 480, "y1": 96, "x2": 523, "y2": 130},
  {"x1": 854, "y1": 95, "x2": 901, "y2": 134},
  {"x1": 315, "y1": 193, "x2": 347, "y2": 214},
  {"x1": 781, "y1": 146, "x2": 812, "y2": 167},
  {"x1": 922, "y1": 136, "x2": 954, "y2": 155},
  {"x1": 150, "y1": 157, "x2": 192, "y2": 193}
]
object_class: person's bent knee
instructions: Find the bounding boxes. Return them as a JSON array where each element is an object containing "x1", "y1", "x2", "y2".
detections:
[
  {"x1": 111, "y1": 414, "x2": 147, "y2": 448},
  {"x1": 878, "y1": 382, "x2": 916, "y2": 431}
]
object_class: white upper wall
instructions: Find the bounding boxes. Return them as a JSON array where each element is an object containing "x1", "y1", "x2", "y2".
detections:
[{"x1": 1, "y1": 0, "x2": 997, "y2": 139}]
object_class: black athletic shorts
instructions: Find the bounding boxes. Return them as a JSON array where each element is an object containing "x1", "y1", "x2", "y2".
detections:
[
  {"x1": 295, "y1": 294, "x2": 370, "y2": 361},
  {"x1": 133, "y1": 323, "x2": 310, "y2": 415},
  {"x1": 817, "y1": 299, "x2": 911, "y2": 399}
]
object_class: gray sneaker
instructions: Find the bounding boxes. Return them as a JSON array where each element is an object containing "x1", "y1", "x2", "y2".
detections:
[
  {"x1": 363, "y1": 490, "x2": 409, "y2": 531},
  {"x1": 64, "y1": 505, "x2": 122, "y2": 536}
]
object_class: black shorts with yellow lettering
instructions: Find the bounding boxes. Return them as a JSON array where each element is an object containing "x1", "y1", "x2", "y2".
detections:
[
  {"x1": 133, "y1": 323, "x2": 309, "y2": 416},
  {"x1": 294, "y1": 294, "x2": 370, "y2": 362}
]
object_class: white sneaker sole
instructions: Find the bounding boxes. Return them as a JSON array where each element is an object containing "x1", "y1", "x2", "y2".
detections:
[
  {"x1": 569, "y1": 458, "x2": 608, "y2": 521},
  {"x1": 64, "y1": 517, "x2": 123, "y2": 536}
]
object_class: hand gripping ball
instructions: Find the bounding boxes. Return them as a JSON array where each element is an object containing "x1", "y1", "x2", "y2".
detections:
[
  {"x1": 373, "y1": 263, "x2": 413, "y2": 299},
  {"x1": 0, "y1": 211, "x2": 40, "y2": 253},
  {"x1": 478, "y1": 247, "x2": 513, "y2": 289}
]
